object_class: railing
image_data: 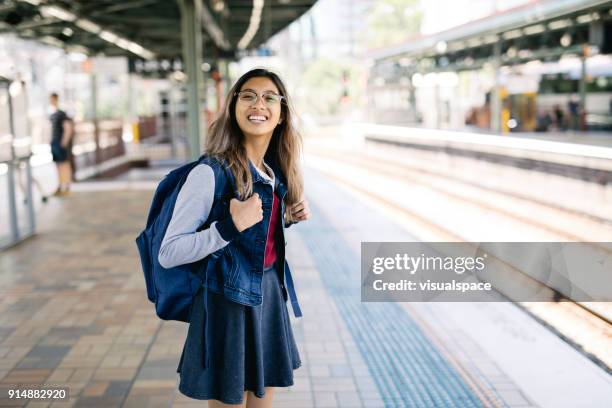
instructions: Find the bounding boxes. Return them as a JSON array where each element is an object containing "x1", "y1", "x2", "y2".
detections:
[
  {"x1": 71, "y1": 119, "x2": 125, "y2": 179},
  {"x1": 137, "y1": 115, "x2": 157, "y2": 141}
]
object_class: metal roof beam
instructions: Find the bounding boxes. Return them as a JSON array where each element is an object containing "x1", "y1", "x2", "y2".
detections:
[
  {"x1": 199, "y1": 0, "x2": 231, "y2": 50},
  {"x1": 89, "y1": 0, "x2": 161, "y2": 16},
  {"x1": 93, "y1": 16, "x2": 177, "y2": 25},
  {"x1": 3, "y1": 0, "x2": 319, "y2": 59},
  {"x1": 237, "y1": 0, "x2": 264, "y2": 49},
  {"x1": 13, "y1": 17, "x2": 60, "y2": 30},
  {"x1": 372, "y1": 0, "x2": 612, "y2": 61}
]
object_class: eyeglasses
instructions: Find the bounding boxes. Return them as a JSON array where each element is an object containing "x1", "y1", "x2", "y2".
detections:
[{"x1": 235, "y1": 90, "x2": 285, "y2": 107}]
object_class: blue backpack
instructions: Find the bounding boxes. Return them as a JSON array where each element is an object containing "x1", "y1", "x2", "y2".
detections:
[{"x1": 135, "y1": 155, "x2": 233, "y2": 322}]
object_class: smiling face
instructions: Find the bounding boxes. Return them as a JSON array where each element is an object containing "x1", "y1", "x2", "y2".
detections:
[{"x1": 234, "y1": 76, "x2": 283, "y2": 140}]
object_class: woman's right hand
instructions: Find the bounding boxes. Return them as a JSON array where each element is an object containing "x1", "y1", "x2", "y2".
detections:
[{"x1": 229, "y1": 193, "x2": 263, "y2": 232}]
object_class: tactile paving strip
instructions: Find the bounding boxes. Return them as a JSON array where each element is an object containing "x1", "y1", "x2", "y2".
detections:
[{"x1": 297, "y1": 201, "x2": 485, "y2": 407}]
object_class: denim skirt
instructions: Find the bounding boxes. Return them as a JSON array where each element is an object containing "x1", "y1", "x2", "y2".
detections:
[{"x1": 176, "y1": 261, "x2": 302, "y2": 404}]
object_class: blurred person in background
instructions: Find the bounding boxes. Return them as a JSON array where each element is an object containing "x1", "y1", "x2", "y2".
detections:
[
  {"x1": 553, "y1": 104, "x2": 565, "y2": 131},
  {"x1": 49, "y1": 92, "x2": 73, "y2": 196},
  {"x1": 535, "y1": 110, "x2": 553, "y2": 132},
  {"x1": 567, "y1": 94, "x2": 580, "y2": 131}
]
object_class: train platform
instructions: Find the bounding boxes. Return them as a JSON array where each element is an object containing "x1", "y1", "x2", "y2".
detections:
[
  {"x1": 351, "y1": 124, "x2": 612, "y2": 185},
  {"x1": 1, "y1": 137, "x2": 612, "y2": 407}
]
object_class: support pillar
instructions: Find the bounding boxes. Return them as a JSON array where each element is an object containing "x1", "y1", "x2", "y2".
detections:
[
  {"x1": 220, "y1": 58, "x2": 230, "y2": 86},
  {"x1": 218, "y1": 58, "x2": 230, "y2": 107},
  {"x1": 7, "y1": 93, "x2": 18, "y2": 241},
  {"x1": 434, "y1": 79, "x2": 441, "y2": 129},
  {"x1": 91, "y1": 73, "x2": 100, "y2": 164},
  {"x1": 490, "y1": 40, "x2": 502, "y2": 133},
  {"x1": 126, "y1": 72, "x2": 137, "y2": 142},
  {"x1": 579, "y1": 45, "x2": 588, "y2": 130},
  {"x1": 178, "y1": 0, "x2": 205, "y2": 160},
  {"x1": 408, "y1": 71, "x2": 417, "y2": 124}
]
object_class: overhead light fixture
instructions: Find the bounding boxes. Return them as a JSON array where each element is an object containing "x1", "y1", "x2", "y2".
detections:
[
  {"x1": 39, "y1": 35, "x2": 64, "y2": 48},
  {"x1": 9, "y1": 80, "x2": 24, "y2": 97},
  {"x1": 483, "y1": 34, "x2": 498, "y2": 44},
  {"x1": 200, "y1": 2, "x2": 231, "y2": 50},
  {"x1": 123, "y1": 40, "x2": 154, "y2": 60},
  {"x1": 171, "y1": 71, "x2": 187, "y2": 82},
  {"x1": 80, "y1": 20, "x2": 155, "y2": 59},
  {"x1": 99, "y1": 30, "x2": 119, "y2": 43},
  {"x1": 212, "y1": 0, "x2": 225, "y2": 12},
  {"x1": 523, "y1": 24, "x2": 545, "y2": 35},
  {"x1": 518, "y1": 49, "x2": 531, "y2": 59},
  {"x1": 237, "y1": 0, "x2": 264, "y2": 50},
  {"x1": 560, "y1": 33, "x2": 572, "y2": 47},
  {"x1": 549, "y1": 19, "x2": 571, "y2": 30},
  {"x1": 525, "y1": 59, "x2": 542, "y2": 68},
  {"x1": 67, "y1": 49, "x2": 89, "y2": 60},
  {"x1": 127, "y1": 43, "x2": 145, "y2": 55},
  {"x1": 40, "y1": 5, "x2": 76, "y2": 22},
  {"x1": 76, "y1": 18, "x2": 101, "y2": 34},
  {"x1": 467, "y1": 38, "x2": 482, "y2": 48},
  {"x1": 502, "y1": 29, "x2": 522, "y2": 40},
  {"x1": 435, "y1": 40, "x2": 447, "y2": 53},
  {"x1": 25, "y1": 2, "x2": 155, "y2": 60},
  {"x1": 447, "y1": 41, "x2": 465, "y2": 52},
  {"x1": 115, "y1": 38, "x2": 131, "y2": 50},
  {"x1": 398, "y1": 57, "x2": 411, "y2": 67}
]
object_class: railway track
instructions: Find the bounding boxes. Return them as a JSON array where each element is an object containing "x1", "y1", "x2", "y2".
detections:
[{"x1": 304, "y1": 138, "x2": 612, "y2": 372}]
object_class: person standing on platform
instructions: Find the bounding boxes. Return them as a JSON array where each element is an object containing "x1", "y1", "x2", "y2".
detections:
[
  {"x1": 49, "y1": 92, "x2": 73, "y2": 196},
  {"x1": 553, "y1": 104, "x2": 565, "y2": 131},
  {"x1": 158, "y1": 68, "x2": 310, "y2": 408},
  {"x1": 568, "y1": 95, "x2": 580, "y2": 131}
]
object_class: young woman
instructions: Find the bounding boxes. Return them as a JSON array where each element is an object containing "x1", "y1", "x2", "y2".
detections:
[{"x1": 158, "y1": 68, "x2": 310, "y2": 407}]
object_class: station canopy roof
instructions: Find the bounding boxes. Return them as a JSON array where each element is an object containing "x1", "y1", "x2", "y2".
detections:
[
  {"x1": 369, "y1": 0, "x2": 612, "y2": 72},
  {"x1": 0, "y1": 0, "x2": 317, "y2": 61}
]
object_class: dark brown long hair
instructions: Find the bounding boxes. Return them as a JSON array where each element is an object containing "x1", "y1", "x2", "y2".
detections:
[{"x1": 204, "y1": 68, "x2": 304, "y2": 223}]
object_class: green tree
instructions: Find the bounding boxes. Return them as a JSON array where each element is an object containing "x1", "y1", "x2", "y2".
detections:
[
  {"x1": 364, "y1": 0, "x2": 422, "y2": 49},
  {"x1": 300, "y1": 58, "x2": 365, "y2": 116}
]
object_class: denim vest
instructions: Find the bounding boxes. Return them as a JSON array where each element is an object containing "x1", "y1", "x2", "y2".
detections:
[{"x1": 196, "y1": 156, "x2": 302, "y2": 368}]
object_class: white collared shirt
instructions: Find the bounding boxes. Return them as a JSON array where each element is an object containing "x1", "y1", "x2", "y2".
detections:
[{"x1": 252, "y1": 159, "x2": 275, "y2": 189}]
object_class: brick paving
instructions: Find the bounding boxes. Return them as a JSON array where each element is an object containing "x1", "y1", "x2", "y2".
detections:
[{"x1": 1, "y1": 182, "x2": 369, "y2": 408}]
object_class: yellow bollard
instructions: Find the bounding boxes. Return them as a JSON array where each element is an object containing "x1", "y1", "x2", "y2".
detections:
[{"x1": 132, "y1": 122, "x2": 140, "y2": 143}]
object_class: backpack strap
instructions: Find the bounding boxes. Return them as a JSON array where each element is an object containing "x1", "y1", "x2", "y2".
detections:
[{"x1": 197, "y1": 155, "x2": 237, "y2": 369}]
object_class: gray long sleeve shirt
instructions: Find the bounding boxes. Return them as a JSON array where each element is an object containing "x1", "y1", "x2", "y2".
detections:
[{"x1": 158, "y1": 160, "x2": 275, "y2": 269}]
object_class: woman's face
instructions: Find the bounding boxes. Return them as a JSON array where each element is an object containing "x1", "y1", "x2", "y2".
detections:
[{"x1": 234, "y1": 76, "x2": 283, "y2": 140}]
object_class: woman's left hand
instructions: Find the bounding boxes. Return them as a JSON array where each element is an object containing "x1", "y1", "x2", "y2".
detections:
[{"x1": 290, "y1": 199, "x2": 310, "y2": 222}]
